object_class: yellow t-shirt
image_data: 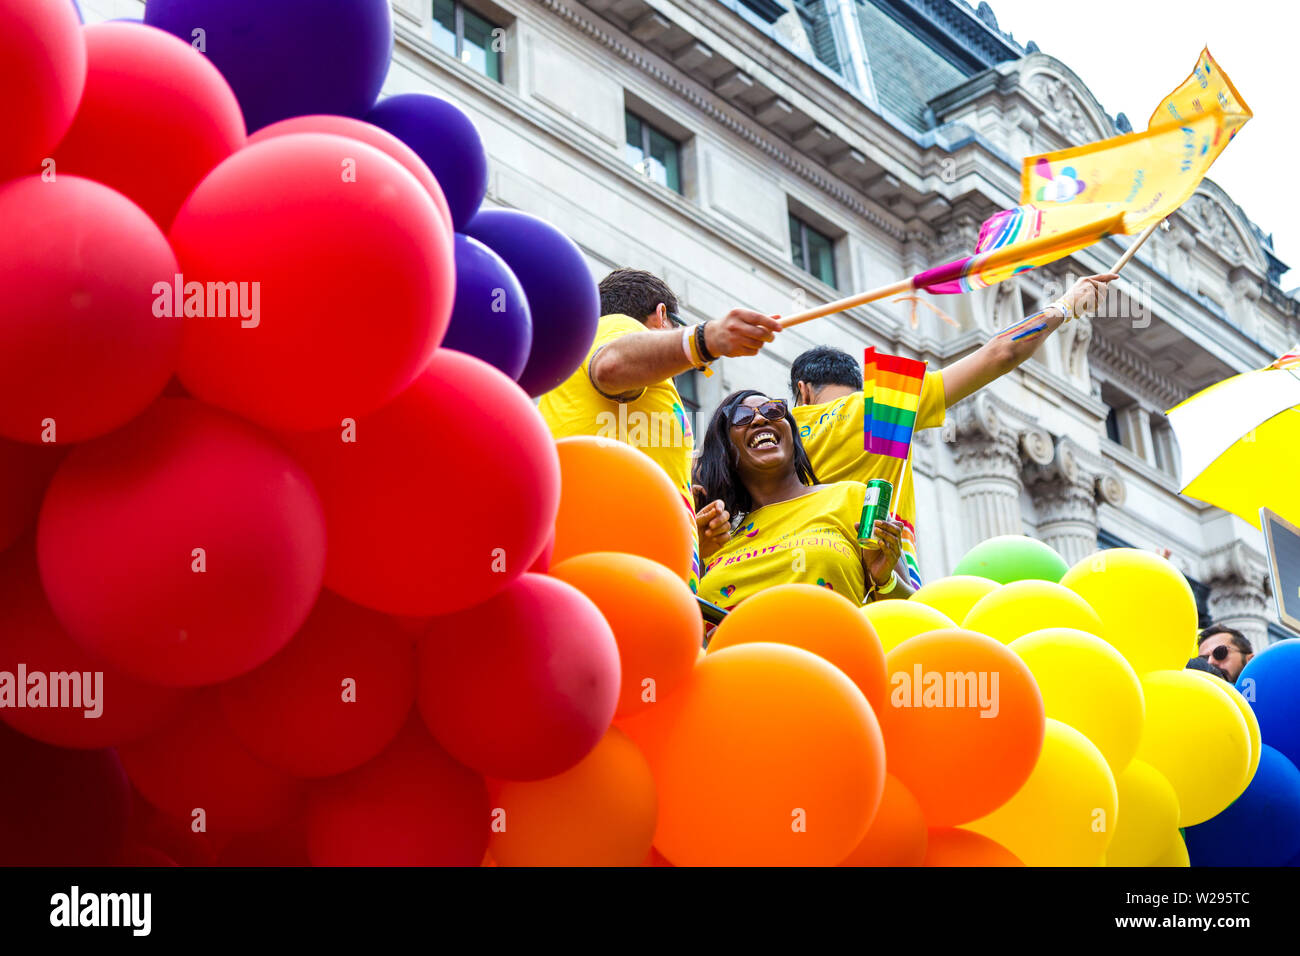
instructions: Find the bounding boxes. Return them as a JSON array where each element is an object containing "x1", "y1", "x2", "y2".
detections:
[
  {"x1": 538, "y1": 313, "x2": 699, "y2": 586},
  {"x1": 697, "y1": 482, "x2": 868, "y2": 611},
  {"x1": 792, "y1": 373, "x2": 945, "y2": 587}
]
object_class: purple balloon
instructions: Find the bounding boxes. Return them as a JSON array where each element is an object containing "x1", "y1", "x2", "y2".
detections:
[
  {"x1": 367, "y1": 93, "x2": 487, "y2": 231},
  {"x1": 144, "y1": 0, "x2": 393, "y2": 131},
  {"x1": 443, "y1": 235, "x2": 533, "y2": 381},
  {"x1": 464, "y1": 209, "x2": 600, "y2": 398}
]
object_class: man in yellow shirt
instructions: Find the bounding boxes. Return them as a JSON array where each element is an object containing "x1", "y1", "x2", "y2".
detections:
[
  {"x1": 539, "y1": 268, "x2": 782, "y2": 589},
  {"x1": 789, "y1": 272, "x2": 1117, "y2": 586}
]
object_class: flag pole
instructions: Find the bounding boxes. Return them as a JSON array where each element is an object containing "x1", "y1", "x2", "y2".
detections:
[
  {"x1": 779, "y1": 278, "x2": 914, "y2": 329},
  {"x1": 1108, "y1": 220, "x2": 1163, "y2": 274}
]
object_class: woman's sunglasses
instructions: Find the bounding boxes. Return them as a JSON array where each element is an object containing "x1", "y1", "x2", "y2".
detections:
[{"x1": 730, "y1": 400, "x2": 788, "y2": 427}]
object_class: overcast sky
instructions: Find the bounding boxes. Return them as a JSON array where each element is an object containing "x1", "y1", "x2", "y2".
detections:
[{"x1": 983, "y1": 0, "x2": 1296, "y2": 290}]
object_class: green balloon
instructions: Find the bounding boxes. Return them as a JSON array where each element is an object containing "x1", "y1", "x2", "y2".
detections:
[{"x1": 952, "y1": 535, "x2": 1070, "y2": 584}]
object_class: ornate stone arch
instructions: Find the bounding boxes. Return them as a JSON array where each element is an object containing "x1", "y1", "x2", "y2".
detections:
[
  {"x1": 1181, "y1": 178, "x2": 1269, "y2": 273},
  {"x1": 1014, "y1": 53, "x2": 1116, "y2": 147}
]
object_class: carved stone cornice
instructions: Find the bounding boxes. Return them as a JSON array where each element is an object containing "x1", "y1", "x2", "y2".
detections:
[
  {"x1": 1202, "y1": 539, "x2": 1269, "y2": 589},
  {"x1": 550, "y1": 0, "x2": 909, "y2": 239},
  {"x1": 1088, "y1": 330, "x2": 1188, "y2": 410}
]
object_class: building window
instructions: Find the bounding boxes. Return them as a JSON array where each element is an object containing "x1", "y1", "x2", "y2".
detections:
[
  {"x1": 1104, "y1": 406, "x2": 1121, "y2": 444},
  {"x1": 789, "y1": 213, "x2": 837, "y2": 288},
  {"x1": 674, "y1": 369, "x2": 701, "y2": 416},
  {"x1": 624, "y1": 112, "x2": 682, "y2": 193},
  {"x1": 430, "y1": 0, "x2": 503, "y2": 82}
]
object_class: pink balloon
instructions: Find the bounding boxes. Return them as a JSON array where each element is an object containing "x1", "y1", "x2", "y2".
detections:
[
  {"x1": 219, "y1": 590, "x2": 417, "y2": 778},
  {"x1": 306, "y1": 720, "x2": 489, "y2": 866},
  {"x1": 0, "y1": 440, "x2": 64, "y2": 554},
  {"x1": 0, "y1": 175, "x2": 180, "y2": 444},
  {"x1": 0, "y1": 543, "x2": 189, "y2": 748},
  {"x1": 37, "y1": 399, "x2": 326, "y2": 687},
  {"x1": 51, "y1": 22, "x2": 246, "y2": 231},
  {"x1": 0, "y1": 0, "x2": 86, "y2": 181},
  {"x1": 119, "y1": 692, "x2": 305, "y2": 835},
  {"x1": 417, "y1": 573, "x2": 621, "y2": 780},
  {"x1": 248, "y1": 114, "x2": 452, "y2": 236},
  {"x1": 280, "y1": 350, "x2": 559, "y2": 616},
  {"x1": 169, "y1": 133, "x2": 454, "y2": 431}
]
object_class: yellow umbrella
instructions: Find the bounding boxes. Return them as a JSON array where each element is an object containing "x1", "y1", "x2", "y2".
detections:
[{"x1": 1166, "y1": 350, "x2": 1300, "y2": 527}]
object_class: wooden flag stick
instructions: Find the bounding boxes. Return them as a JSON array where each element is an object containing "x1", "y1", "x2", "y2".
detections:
[
  {"x1": 1109, "y1": 220, "x2": 1163, "y2": 274},
  {"x1": 779, "y1": 278, "x2": 914, "y2": 329}
]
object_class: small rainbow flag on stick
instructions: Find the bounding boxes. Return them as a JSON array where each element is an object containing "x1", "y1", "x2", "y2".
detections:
[{"x1": 863, "y1": 347, "x2": 928, "y2": 457}]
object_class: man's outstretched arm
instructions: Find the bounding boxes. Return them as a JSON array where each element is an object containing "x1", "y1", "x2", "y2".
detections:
[
  {"x1": 941, "y1": 273, "x2": 1117, "y2": 408},
  {"x1": 590, "y1": 309, "x2": 782, "y2": 398}
]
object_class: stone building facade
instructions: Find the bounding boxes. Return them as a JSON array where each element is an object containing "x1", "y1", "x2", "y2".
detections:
[{"x1": 85, "y1": 0, "x2": 1300, "y2": 646}]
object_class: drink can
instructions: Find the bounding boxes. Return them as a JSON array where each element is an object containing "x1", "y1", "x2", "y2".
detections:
[{"x1": 858, "y1": 478, "x2": 893, "y2": 547}]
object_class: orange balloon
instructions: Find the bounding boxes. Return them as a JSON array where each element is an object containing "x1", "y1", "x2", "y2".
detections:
[
  {"x1": 879, "y1": 629, "x2": 1045, "y2": 826},
  {"x1": 489, "y1": 727, "x2": 656, "y2": 866},
  {"x1": 633, "y1": 643, "x2": 885, "y2": 866},
  {"x1": 642, "y1": 846, "x2": 675, "y2": 867},
  {"x1": 551, "y1": 552, "x2": 701, "y2": 718},
  {"x1": 707, "y1": 583, "x2": 887, "y2": 713},
  {"x1": 839, "y1": 773, "x2": 927, "y2": 866},
  {"x1": 923, "y1": 828, "x2": 1023, "y2": 866},
  {"x1": 552, "y1": 437, "x2": 694, "y2": 581}
]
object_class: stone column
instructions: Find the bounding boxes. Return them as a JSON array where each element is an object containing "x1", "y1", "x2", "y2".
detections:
[
  {"x1": 1204, "y1": 541, "x2": 1273, "y2": 650},
  {"x1": 944, "y1": 394, "x2": 1032, "y2": 553},
  {"x1": 1023, "y1": 437, "x2": 1125, "y2": 566}
]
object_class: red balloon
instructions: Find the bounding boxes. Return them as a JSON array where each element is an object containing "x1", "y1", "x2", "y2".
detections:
[
  {"x1": 168, "y1": 133, "x2": 454, "y2": 431},
  {"x1": 306, "y1": 720, "x2": 488, "y2": 866},
  {"x1": 0, "y1": 543, "x2": 189, "y2": 748},
  {"x1": 0, "y1": 175, "x2": 180, "y2": 444},
  {"x1": 0, "y1": 439, "x2": 64, "y2": 554},
  {"x1": 37, "y1": 399, "x2": 326, "y2": 687},
  {"x1": 528, "y1": 533, "x2": 555, "y2": 574},
  {"x1": 248, "y1": 114, "x2": 452, "y2": 236},
  {"x1": 124, "y1": 790, "x2": 219, "y2": 867},
  {"x1": 118, "y1": 693, "x2": 305, "y2": 834},
  {"x1": 215, "y1": 816, "x2": 311, "y2": 867},
  {"x1": 219, "y1": 590, "x2": 417, "y2": 778},
  {"x1": 417, "y1": 573, "x2": 621, "y2": 780},
  {"x1": 281, "y1": 351, "x2": 559, "y2": 616},
  {"x1": 50, "y1": 22, "x2": 245, "y2": 231},
  {"x1": 0, "y1": 0, "x2": 86, "y2": 181},
  {"x1": 0, "y1": 722, "x2": 130, "y2": 865},
  {"x1": 119, "y1": 844, "x2": 180, "y2": 866}
]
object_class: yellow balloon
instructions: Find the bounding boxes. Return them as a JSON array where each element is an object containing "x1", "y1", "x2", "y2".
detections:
[
  {"x1": 1107, "y1": 760, "x2": 1181, "y2": 867},
  {"x1": 861, "y1": 600, "x2": 956, "y2": 653},
  {"x1": 1060, "y1": 549, "x2": 1198, "y2": 673},
  {"x1": 1187, "y1": 669, "x2": 1261, "y2": 785},
  {"x1": 962, "y1": 580, "x2": 1103, "y2": 644},
  {"x1": 1009, "y1": 628, "x2": 1144, "y2": 773},
  {"x1": 1136, "y1": 670, "x2": 1251, "y2": 826},
  {"x1": 966, "y1": 719, "x2": 1117, "y2": 866},
  {"x1": 1149, "y1": 831, "x2": 1190, "y2": 867},
  {"x1": 910, "y1": 576, "x2": 1000, "y2": 625}
]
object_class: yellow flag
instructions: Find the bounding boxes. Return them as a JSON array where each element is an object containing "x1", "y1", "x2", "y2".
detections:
[{"x1": 1021, "y1": 49, "x2": 1251, "y2": 234}]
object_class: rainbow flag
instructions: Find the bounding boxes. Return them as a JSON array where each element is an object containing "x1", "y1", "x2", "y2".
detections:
[
  {"x1": 863, "y1": 347, "x2": 927, "y2": 458},
  {"x1": 899, "y1": 517, "x2": 923, "y2": 589}
]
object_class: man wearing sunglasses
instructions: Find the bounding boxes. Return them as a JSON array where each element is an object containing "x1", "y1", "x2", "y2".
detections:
[
  {"x1": 539, "y1": 268, "x2": 782, "y2": 589},
  {"x1": 1195, "y1": 624, "x2": 1254, "y2": 682}
]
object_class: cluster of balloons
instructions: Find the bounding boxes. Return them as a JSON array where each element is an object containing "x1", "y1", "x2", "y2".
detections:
[
  {"x1": 0, "y1": 0, "x2": 612, "y2": 866},
  {"x1": 4, "y1": 0, "x2": 1296, "y2": 869}
]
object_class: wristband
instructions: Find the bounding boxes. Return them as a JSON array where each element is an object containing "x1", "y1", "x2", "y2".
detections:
[
  {"x1": 874, "y1": 571, "x2": 899, "y2": 595},
  {"x1": 681, "y1": 327, "x2": 695, "y2": 364},
  {"x1": 1051, "y1": 297, "x2": 1075, "y2": 323},
  {"x1": 695, "y1": 323, "x2": 717, "y2": 363}
]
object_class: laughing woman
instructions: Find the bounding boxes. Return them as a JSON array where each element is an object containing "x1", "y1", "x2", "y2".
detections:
[{"x1": 693, "y1": 389, "x2": 914, "y2": 612}]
